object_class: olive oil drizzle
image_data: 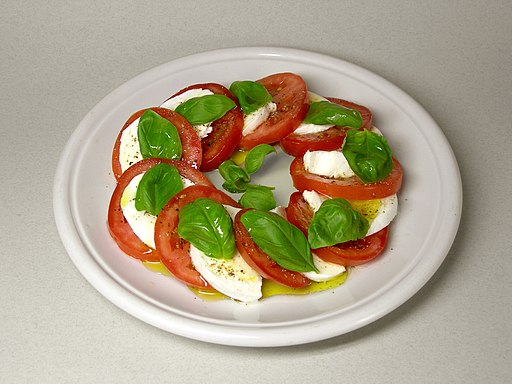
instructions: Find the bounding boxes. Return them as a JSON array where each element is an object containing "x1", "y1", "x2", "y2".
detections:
[{"x1": 143, "y1": 261, "x2": 348, "y2": 302}]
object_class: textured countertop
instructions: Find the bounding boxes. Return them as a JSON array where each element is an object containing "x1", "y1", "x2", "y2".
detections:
[{"x1": 1, "y1": 1, "x2": 511, "y2": 382}]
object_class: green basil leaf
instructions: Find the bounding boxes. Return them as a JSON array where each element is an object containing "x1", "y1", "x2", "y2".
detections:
[
  {"x1": 138, "y1": 109, "x2": 182, "y2": 160},
  {"x1": 240, "y1": 210, "x2": 318, "y2": 273},
  {"x1": 303, "y1": 101, "x2": 363, "y2": 128},
  {"x1": 135, "y1": 163, "x2": 184, "y2": 216},
  {"x1": 174, "y1": 94, "x2": 236, "y2": 125},
  {"x1": 229, "y1": 80, "x2": 273, "y2": 115},
  {"x1": 244, "y1": 144, "x2": 276, "y2": 174},
  {"x1": 239, "y1": 185, "x2": 276, "y2": 211},
  {"x1": 177, "y1": 198, "x2": 236, "y2": 259},
  {"x1": 342, "y1": 129, "x2": 393, "y2": 183},
  {"x1": 218, "y1": 159, "x2": 250, "y2": 193},
  {"x1": 308, "y1": 198, "x2": 369, "y2": 249}
]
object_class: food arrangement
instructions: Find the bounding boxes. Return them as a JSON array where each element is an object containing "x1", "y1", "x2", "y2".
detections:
[{"x1": 107, "y1": 72, "x2": 403, "y2": 303}]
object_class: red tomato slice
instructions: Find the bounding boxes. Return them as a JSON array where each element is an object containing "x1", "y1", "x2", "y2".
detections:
[
  {"x1": 290, "y1": 156, "x2": 403, "y2": 200},
  {"x1": 233, "y1": 209, "x2": 310, "y2": 288},
  {"x1": 112, "y1": 107, "x2": 202, "y2": 181},
  {"x1": 107, "y1": 159, "x2": 214, "y2": 262},
  {"x1": 154, "y1": 185, "x2": 240, "y2": 289},
  {"x1": 280, "y1": 98, "x2": 373, "y2": 157},
  {"x1": 238, "y1": 72, "x2": 308, "y2": 150},
  {"x1": 166, "y1": 83, "x2": 244, "y2": 172},
  {"x1": 285, "y1": 192, "x2": 389, "y2": 266}
]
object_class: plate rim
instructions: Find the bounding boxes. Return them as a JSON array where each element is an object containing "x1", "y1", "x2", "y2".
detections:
[{"x1": 53, "y1": 46, "x2": 463, "y2": 347}]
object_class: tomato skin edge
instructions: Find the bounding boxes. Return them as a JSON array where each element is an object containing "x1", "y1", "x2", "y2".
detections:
[
  {"x1": 290, "y1": 156, "x2": 403, "y2": 200},
  {"x1": 238, "y1": 72, "x2": 309, "y2": 150},
  {"x1": 166, "y1": 83, "x2": 244, "y2": 172},
  {"x1": 154, "y1": 185, "x2": 240, "y2": 290},
  {"x1": 108, "y1": 158, "x2": 213, "y2": 262},
  {"x1": 285, "y1": 191, "x2": 390, "y2": 266},
  {"x1": 233, "y1": 209, "x2": 311, "y2": 288},
  {"x1": 280, "y1": 97, "x2": 373, "y2": 158},
  {"x1": 112, "y1": 107, "x2": 203, "y2": 181}
]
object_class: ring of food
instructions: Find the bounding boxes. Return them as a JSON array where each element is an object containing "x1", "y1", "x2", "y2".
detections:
[{"x1": 107, "y1": 72, "x2": 404, "y2": 303}]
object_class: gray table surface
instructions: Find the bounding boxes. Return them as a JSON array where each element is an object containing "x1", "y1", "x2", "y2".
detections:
[{"x1": 2, "y1": 1, "x2": 511, "y2": 383}]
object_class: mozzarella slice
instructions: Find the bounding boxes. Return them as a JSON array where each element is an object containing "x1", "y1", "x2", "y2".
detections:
[
  {"x1": 189, "y1": 205, "x2": 262, "y2": 303},
  {"x1": 293, "y1": 91, "x2": 334, "y2": 135},
  {"x1": 119, "y1": 118, "x2": 144, "y2": 174},
  {"x1": 160, "y1": 88, "x2": 215, "y2": 139},
  {"x1": 303, "y1": 254, "x2": 346, "y2": 282},
  {"x1": 120, "y1": 173, "x2": 195, "y2": 249},
  {"x1": 242, "y1": 101, "x2": 277, "y2": 136},
  {"x1": 160, "y1": 88, "x2": 214, "y2": 110},
  {"x1": 190, "y1": 247, "x2": 263, "y2": 303},
  {"x1": 302, "y1": 190, "x2": 398, "y2": 237},
  {"x1": 303, "y1": 149, "x2": 356, "y2": 179},
  {"x1": 355, "y1": 194, "x2": 398, "y2": 236}
]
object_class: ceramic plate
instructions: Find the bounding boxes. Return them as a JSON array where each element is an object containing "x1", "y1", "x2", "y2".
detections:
[{"x1": 53, "y1": 47, "x2": 462, "y2": 347}]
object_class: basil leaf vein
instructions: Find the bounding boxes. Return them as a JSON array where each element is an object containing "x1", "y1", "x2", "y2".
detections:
[
  {"x1": 135, "y1": 163, "x2": 184, "y2": 216},
  {"x1": 175, "y1": 94, "x2": 236, "y2": 125},
  {"x1": 244, "y1": 144, "x2": 276, "y2": 174},
  {"x1": 304, "y1": 101, "x2": 363, "y2": 128},
  {"x1": 218, "y1": 159, "x2": 250, "y2": 193},
  {"x1": 308, "y1": 198, "x2": 369, "y2": 249},
  {"x1": 177, "y1": 198, "x2": 236, "y2": 259},
  {"x1": 229, "y1": 80, "x2": 273, "y2": 115},
  {"x1": 239, "y1": 185, "x2": 276, "y2": 211},
  {"x1": 138, "y1": 109, "x2": 182, "y2": 160},
  {"x1": 241, "y1": 210, "x2": 318, "y2": 273},
  {"x1": 342, "y1": 129, "x2": 393, "y2": 183}
]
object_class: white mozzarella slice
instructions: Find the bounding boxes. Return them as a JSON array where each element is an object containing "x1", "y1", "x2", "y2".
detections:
[
  {"x1": 293, "y1": 91, "x2": 334, "y2": 135},
  {"x1": 371, "y1": 125, "x2": 383, "y2": 136},
  {"x1": 160, "y1": 88, "x2": 214, "y2": 110},
  {"x1": 120, "y1": 173, "x2": 157, "y2": 249},
  {"x1": 188, "y1": 204, "x2": 263, "y2": 302},
  {"x1": 303, "y1": 254, "x2": 346, "y2": 282},
  {"x1": 303, "y1": 190, "x2": 398, "y2": 237},
  {"x1": 302, "y1": 190, "x2": 327, "y2": 212},
  {"x1": 242, "y1": 101, "x2": 277, "y2": 136},
  {"x1": 160, "y1": 88, "x2": 215, "y2": 139},
  {"x1": 120, "y1": 173, "x2": 195, "y2": 249},
  {"x1": 119, "y1": 118, "x2": 144, "y2": 174},
  {"x1": 307, "y1": 91, "x2": 329, "y2": 103},
  {"x1": 190, "y1": 247, "x2": 262, "y2": 303},
  {"x1": 303, "y1": 149, "x2": 355, "y2": 179},
  {"x1": 366, "y1": 194, "x2": 398, "y2": 236}
]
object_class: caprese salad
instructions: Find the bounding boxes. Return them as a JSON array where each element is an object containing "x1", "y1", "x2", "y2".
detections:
[{"x1": 107, "y1": 72, "x2": 403, "y2": 303}]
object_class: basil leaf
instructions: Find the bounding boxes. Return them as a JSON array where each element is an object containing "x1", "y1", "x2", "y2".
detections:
[
  {"x1": 138, "y1": 109, "x2": 182, "y2": 160},
  {"x1": 308, "y1": 198, "x2": 369, "y2": 249},
  {"x1": 177, "y1": 198, "x2": 236, "y2": 259},
  {"x1": 174, "y1": 94, "x2": 236, "y2": 125},
  {"x1": 135, "y1": 163, "x2": 184, "y2": 216},
  {"x1": 229, "y1": 80, "x2": 273, "y2": 115},
  {"x1": 304, "y1": 101, "x2": 363, "y2": 128},
  {"x1": 240, "y1": 210, "x2": 318, "y2": 273},
  {"x1": 342, "y1": 129, "x2": 393, "y2": 183},
  {"x1": 218, "y1": 159, "x2": 250, "y2": 193},
  {"x1": 239, "y1": 185, "x2": 276, "y2": 211},
  {"x1": 244, "y1": 144, "x2": 276, "y2": 174}
]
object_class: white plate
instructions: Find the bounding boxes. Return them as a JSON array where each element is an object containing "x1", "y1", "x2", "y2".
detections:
[{"x1": 53, "y1": 47, "x2": 462, "y2": 347}]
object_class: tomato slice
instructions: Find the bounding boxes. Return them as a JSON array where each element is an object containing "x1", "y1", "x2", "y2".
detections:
[
  {"x1": 280, "y1": 98, "x2": 373, "y2": 157},
  {"x1": 233, "y1": 209, "x2": 310, "y2": 288},
  {"x1": 112, "y1": 107, "x2": 202, "y2": 181},
  {"x1": 285, "y1": 192, "x2": 389, "y2": 266},
  {"x1": 107, "y1": 159, "x2": 214, "y2": 262},
  {"x1": 166, "y1": 83, "x2": 244, "y2": 172},
  {"x1": 290, "y1": 156, "x2": 403, "y2": 200},
  {"x1": 154, "y1": 185, "x2": 240, "y2": 289},
  {"x1": 238, "y1": 72, "x2": 308, "y2": 150}
]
